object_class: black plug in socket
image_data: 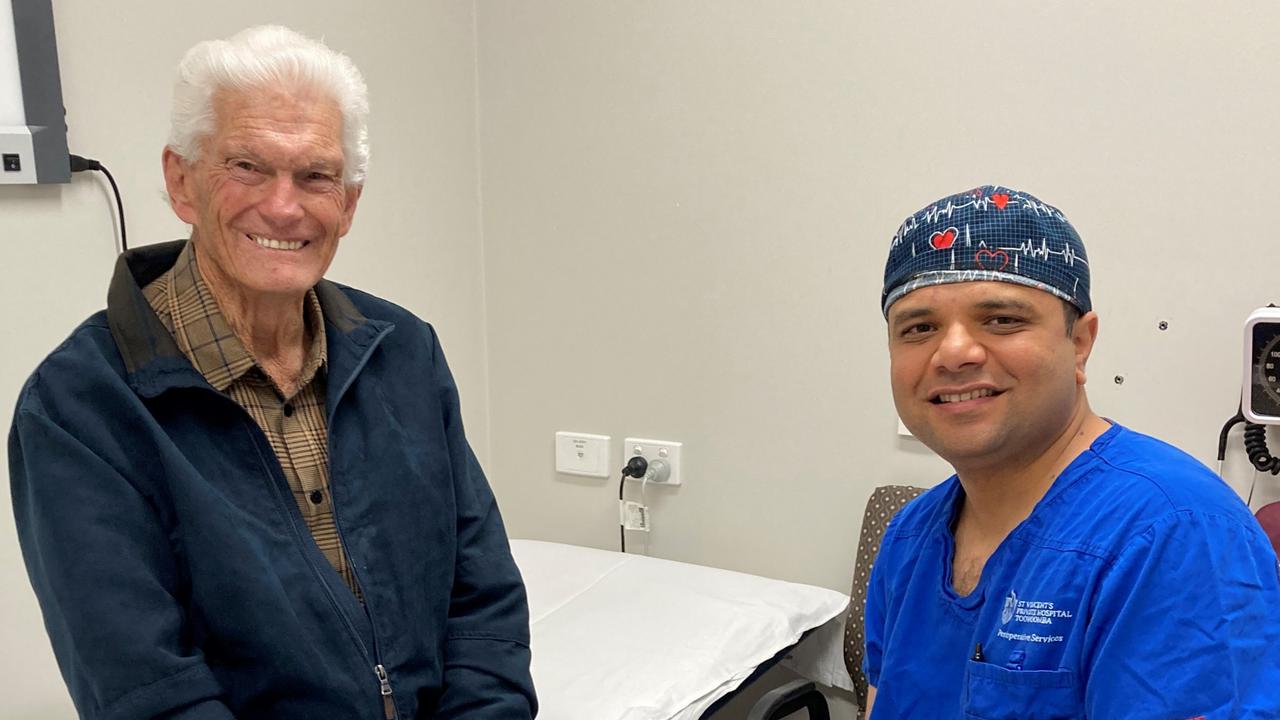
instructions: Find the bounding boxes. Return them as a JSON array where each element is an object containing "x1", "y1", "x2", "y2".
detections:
[{"x1": 2, "y1": 154, "x2": 19, "y2": 172}]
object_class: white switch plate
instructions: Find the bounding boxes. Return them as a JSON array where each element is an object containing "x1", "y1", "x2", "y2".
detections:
[
  {"x1": 555, "y1": 432, "x2": 611, "y2": 477},
  {"x1": 623, "y1": 437, "x2": 683, "y2": 485}
]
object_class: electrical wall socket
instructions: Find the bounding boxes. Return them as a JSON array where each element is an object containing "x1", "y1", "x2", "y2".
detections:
[{"x1": 623, "y1": 437, "x2": 683, "y2": 485}]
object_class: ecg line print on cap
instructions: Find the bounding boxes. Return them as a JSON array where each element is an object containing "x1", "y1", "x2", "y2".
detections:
[
  {"x1": 890, "y1": 187, "x2": 1068, "y2": 249},
  {"x1": 881, "y1": 184, "x2": 1093, "y2": 315}
]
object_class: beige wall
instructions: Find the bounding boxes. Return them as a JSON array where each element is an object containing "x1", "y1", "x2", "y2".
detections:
[
  {"x1": 0, "y1": 2, "x2": 486, "y2": 716},
  {"x1": 7, "y1": 1, "x2": 1280, "y2": 717},
  {"x1": 477, "y1": 0, "x2": 1280, "y2": 594}
]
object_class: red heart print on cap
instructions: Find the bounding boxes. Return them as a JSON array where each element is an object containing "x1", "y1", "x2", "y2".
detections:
[
  {"x1": 976, "y1": 248, "x2": 1010, "y2": 271},
  {"x1": 930, "y1": 227, "x2": 958, "y2": 250},
  {"x1": 992, "y1": 193, "x2": 1010, "y2": 210}
]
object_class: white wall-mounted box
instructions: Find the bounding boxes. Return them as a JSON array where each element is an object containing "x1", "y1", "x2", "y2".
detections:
[
  {"x1": 0, "y1": 0, "x2": 68, "y2": 184},
  {"x1": 555, "y1": 432, "x2": 612, "y2": 478}
]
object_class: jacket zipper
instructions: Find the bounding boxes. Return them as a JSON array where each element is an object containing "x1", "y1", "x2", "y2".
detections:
[
  {"x1": 326, "y1": 324, "x2": 400, "y2": 720},
  {"x1": 327, "y1": 433, "x2": 399, "y2": 720},
  {"x1": 227, "y1": 397, "x2": 396, "y2": 720},
  {"x1": 375, "y1": 664, "x2": 397, "y2": 719},
  {"x1": 169, "y1": 318, "x2": 400, "y2": 719}
]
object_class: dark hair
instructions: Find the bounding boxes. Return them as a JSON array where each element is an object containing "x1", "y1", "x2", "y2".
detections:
[{"x1": 1063, "y1": 301, "x2": 1081, "y2": 336}]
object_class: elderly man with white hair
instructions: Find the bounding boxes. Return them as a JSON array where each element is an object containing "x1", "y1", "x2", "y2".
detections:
[{"x1": 9, "y1": 26, "x2": 536, "y2": 720}]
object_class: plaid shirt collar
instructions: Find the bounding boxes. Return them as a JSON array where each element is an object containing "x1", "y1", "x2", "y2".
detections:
[{"x1": 146, "y1": 241, "x2": 327, "y2": 394}]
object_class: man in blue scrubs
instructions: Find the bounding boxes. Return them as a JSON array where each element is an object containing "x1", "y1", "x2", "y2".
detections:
[{"x1": 863, "y1": 185, "x2": 1280, "y2": 718}]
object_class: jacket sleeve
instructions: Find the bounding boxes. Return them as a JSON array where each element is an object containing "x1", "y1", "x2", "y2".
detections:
[
  {"x1": 426, "y1": 328, "x2": 538, "y2": 719},
  {"x1": 1082, "y1": 510, "x2": 1280, "y2": 719},
  {"x1": 9, "y1": 388, "x2": 236, "y2": 720}
]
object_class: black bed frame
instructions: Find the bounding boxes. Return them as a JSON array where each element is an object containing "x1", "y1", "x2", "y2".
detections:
[{"x1": 700, "y1": 629, "x2": 831, "y2": 720}]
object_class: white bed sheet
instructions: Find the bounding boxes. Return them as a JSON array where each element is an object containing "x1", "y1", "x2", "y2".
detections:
[
  {"x1": 511, "y1": 539, "x2": 849, "y2": 720},
  {"x1": 779, "y1": 611, "x2": 856, "y2": 693}
]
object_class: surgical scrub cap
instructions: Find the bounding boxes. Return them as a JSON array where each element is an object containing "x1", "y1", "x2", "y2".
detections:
[{"x1": 881, "y1": 185, "x2": 1091, "y2": 317}]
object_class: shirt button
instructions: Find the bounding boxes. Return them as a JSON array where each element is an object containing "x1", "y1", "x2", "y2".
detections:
[
  {"x1": 309, "y1": 490, "x2": 324, "y2": 505},
  {"x1": 282, "y1": 402, "x2": 295, "y2": 418}
]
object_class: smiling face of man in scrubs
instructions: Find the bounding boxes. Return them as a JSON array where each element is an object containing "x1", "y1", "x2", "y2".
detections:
[
  {"x1": 865, "y1": 186, "x2": 1280, "y2": 720},
  {"x1": 886, "y1": 280, "x2": 1098, "y2": 475}
]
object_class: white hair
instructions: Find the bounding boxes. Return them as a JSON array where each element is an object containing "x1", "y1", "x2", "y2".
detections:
[{"x1": 167, "y1": 25, "x2": 370, "y2": 185}]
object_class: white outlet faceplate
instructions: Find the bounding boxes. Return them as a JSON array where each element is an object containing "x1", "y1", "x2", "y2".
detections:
[
  {"x1": 624, "y1": 437, "x2": 683, "y2": 485},
  {"x1": 555, "y1": 432, "x2": 611, "y2": 478}
]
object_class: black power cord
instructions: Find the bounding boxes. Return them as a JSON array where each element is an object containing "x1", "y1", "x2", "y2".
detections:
[
  {"x1": 70, "y1": 154, "x2": 127, "y2": 253},
  {"x1": 1217, "y1": 408, "x2": 1246, "y2": 474},
  {"x1": 618, "y1": 456, "x2": 648, "y2": 553}
]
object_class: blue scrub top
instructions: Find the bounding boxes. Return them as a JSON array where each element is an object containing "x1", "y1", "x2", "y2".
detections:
[{"x1": 863, "y1": 424, "x2": 1280, "y2": 719}]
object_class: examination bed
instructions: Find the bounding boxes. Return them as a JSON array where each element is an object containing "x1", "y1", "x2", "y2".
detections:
[{"x1": 509, "y1": 539, "x2": 851, "y2": 719}]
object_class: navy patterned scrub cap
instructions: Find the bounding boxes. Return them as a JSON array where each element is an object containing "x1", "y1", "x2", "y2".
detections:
[{"x1": 881, "y1": 185, "x2": 1091, "y2": 317}]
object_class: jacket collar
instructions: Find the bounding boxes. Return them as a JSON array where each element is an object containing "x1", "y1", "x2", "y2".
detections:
[{"x1": 107, "y1": 240, "x2": 392, "y2": 400}]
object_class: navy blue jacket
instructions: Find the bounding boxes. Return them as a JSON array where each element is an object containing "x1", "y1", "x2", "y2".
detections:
[{"x1": 9, "y1": 241, "x2": 537, "y2": 720}]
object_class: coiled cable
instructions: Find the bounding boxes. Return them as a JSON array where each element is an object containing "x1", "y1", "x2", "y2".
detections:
[{"x1": 1244, "y1": 422, "x2": 1280, "y2": 475}]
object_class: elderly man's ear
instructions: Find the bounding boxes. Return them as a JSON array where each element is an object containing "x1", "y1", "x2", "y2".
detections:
[
  {"x1": 339, "y1": 184, "x2": 362, "y2": 237},
  {"x1": 162, "y1": 147, "x2": 199, "y2": 226}
]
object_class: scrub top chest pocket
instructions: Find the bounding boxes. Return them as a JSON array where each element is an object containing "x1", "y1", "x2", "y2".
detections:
[{"x1": 963, "y1": 660, "x2": 1083, "y2": 720}]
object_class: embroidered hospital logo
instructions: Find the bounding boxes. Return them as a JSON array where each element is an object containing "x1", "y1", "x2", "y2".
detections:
[
  {"x1": 995, "y1": 590, "x2": 1075, "y2": 644},
  {"x1": 1001, "y1": 590, "x2": 1018, "y2": 625},
  {"x1": 1000, "y1": 589, "x2": 1074, "y2": 626}
]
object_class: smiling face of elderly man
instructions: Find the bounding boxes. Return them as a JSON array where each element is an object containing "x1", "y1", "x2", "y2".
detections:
[
  {"x1": 163, "y1": 84, "x2": 360, "y2": 303},
  {"x1": 160, "y1": 78, "x2": 363, "y2": 396}
]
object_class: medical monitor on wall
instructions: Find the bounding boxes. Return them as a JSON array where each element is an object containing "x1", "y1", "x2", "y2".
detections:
[{"x1": 0, "y1": 0, "x2": 67, "y2": 184}]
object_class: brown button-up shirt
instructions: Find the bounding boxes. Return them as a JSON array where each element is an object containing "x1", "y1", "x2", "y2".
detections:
[{"x1": 144, "y1": 241, "x2": 360, "y2": 596}]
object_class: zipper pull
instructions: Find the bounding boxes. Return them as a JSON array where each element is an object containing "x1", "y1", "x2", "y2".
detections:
[{"x1": 375, "y1": 664, "x2": 397, "y2": 720}]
